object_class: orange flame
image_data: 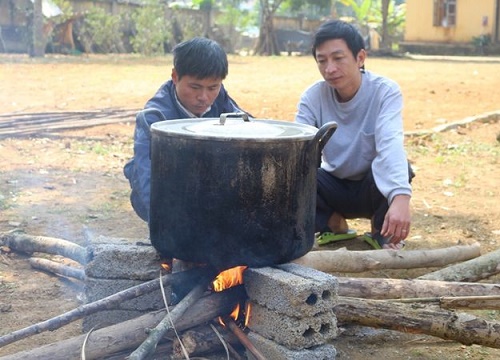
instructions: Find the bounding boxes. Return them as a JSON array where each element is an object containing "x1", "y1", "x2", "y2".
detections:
[
  {"x1": 212, "y1": 266, "x2": 247, "y2": 292},
  {"x1": 212, "y1": 266, "x2": 248, "y2": 324}
]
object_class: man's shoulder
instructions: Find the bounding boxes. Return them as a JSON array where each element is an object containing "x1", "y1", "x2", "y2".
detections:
[{"x1": 364, "y1": 70, "x2": 400, "y2": 89}]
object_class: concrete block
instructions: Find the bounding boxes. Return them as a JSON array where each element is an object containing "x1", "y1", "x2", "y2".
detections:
[
  {"x1": 247, "y1": 301, "x2": 338, "y2": 350},
  {"x1": 86, "y1": 242, "x2": 161, "y2": 280},
  {"x1": 247, "y1": 331, "x2": 337, "y2": 360},
  {"x1": 244, "y1": 265, "x2": 337, "y2": 317},
  {"x1": 85, "y1": 277, "x2": 168, "y2": 311}
]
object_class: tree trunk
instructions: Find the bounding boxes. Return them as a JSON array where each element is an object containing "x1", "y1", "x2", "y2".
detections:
[
  {"x1": 254, "y1": 0, "x2": 282, "y2": 56},
  {"x1": 337, "y1": 276, "x2": 500, "y2": 299},
  {"x1": 30, "y1": 0, "x2": 45, "y2": 57},
  {"x1": 380, "y1": 0, "x2": 391, "y2": 50},
  {"x1": 335, "y1": 297, "x2": 500, "y2": 348},
  {"x1": 0, "y1": 286, "x2": 246, "y2": 360},
  {"x1": 293, "y1": 242, "x2": 480, "y2": 273},
  {"x1": 0, "y1": 232, "x2": 87, "y2": 264},
  {"x1": 417, "y1": 247, "x2": 500, "y2": 282}
]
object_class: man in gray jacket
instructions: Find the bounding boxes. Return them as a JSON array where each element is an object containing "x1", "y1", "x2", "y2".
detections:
[{"x1": 295, "y1": 20, "x2": 414, "y2": 250}]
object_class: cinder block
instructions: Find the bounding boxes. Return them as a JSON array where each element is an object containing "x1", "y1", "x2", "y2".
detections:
[
  {"x1": 244, "y1": 265, "x2": 337, "y2": 317},
  {"x1": 85, "y1": 277, "x2": 168, "y2": 311},
  {"x1": 246, "y1": 301, "x2": 337, "y2": 350},
  {"x1": 85, "y1": 242, "x2": 161, "y2": 280},
  {"x1": 247, "y1": 331, "x2": 337, "y2": 360}
]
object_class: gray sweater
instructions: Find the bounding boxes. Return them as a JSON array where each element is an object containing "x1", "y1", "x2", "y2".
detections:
[{"x1": 295, "y1": 70, "x2": 412, "y2": 204}]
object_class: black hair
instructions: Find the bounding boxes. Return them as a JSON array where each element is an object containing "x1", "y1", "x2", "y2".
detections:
[
  {"x1": 173, "y1": 37, "x2": 228, "y2": 80},
  {"x1": 311, "y1": 20, "x2": 365, "y2": 61}
]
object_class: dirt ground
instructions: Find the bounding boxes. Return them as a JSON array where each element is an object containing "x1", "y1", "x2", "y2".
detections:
[{"x1": 1, "y1": 53, "x2": 500, "y2": 359}]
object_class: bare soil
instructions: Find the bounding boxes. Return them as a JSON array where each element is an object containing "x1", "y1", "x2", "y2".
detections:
[{"x1": 1, "y1": 53, "x2": 500, "y2": 359}]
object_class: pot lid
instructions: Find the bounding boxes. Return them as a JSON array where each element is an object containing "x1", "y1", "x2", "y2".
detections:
[{"x1": 150, "y1": 113, "x2": 318, "y2": 141}]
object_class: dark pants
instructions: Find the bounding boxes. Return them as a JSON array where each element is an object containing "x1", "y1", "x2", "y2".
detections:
[{"x1": 316, "y1": 164, "x2": 415, "y2": 233}]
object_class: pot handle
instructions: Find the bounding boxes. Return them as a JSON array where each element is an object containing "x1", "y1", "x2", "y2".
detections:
[
  {"x1": 312, "y1": 121, "x2": 338, "y2": 167},
  {"x1": 219, "y1": 112, "x2": 250, "y2": 125}
]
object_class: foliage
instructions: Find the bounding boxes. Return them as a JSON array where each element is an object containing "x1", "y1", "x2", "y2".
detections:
[
  {"x1": 50, "y1": 0, "x2": 74, "y2": 23},
  {"x1": 371, "y1": 0, "x2": 406, "y2": 43},
  {"x1": 130, "y1": 0, "x2": 171, "y2": 55},
  {"x1": 79, "y1": 7, "x2": 124, "y2": 53},
  {"x1": 339, "y1": 0, "x2": 374, "y2": 22}
]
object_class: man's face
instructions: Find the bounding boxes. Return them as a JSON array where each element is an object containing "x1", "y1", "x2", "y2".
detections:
[
  {"x1": 315, "y1": 39, "x2": 365, "y2": 98},
  {"x1": 172, "y1": 69, "x2": 223, "y2": 116}
]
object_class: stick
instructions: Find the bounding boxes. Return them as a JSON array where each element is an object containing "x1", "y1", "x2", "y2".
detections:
[
  {"x1": 0, "y1": 232, "x2": 88, "y2": 265},
  {"x1": 385, "y1": 295, "x2": 500, "y2": 310},
  {"x1": 128, "y1": 271, "x2": 216, "y2": 360},
  {"x1": 224, "y1": 317, "x2": 266, "y2": 360},
  {"x1": 293, "y1": 242, "x2": 480, "y2": 273},
  {"x1": 337, "y1": 276, "x2": 500, "y2": 299},
  {"x1": 0, "y1": 267, "x2": 206, "y2": 348},
  {"x1": 418, "y1": 247, "x2": 500, "y2": 282},
  {"x1": 335, "y1": 296, "x2": 500, "y2": 348},
  {"x1": 28, "y1": 257, "x2": 85, "y2": 281},
  {"x1": 0, "y1": 286, "x2": 246, "y2": 360}
]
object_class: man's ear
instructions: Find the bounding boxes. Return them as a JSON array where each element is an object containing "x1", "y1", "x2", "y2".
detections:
[
  {"x1": 357, "y1": 49, "x2": 367, "y2": 69},
  {"x1": 171, "y1": 68, "x2": 178, "y2": 84}
]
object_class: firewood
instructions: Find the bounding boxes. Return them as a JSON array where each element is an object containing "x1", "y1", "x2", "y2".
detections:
[
  {"x1": 0, "y1": 286, "x2": 246, "y2": 360},
  {"x1": 337, "y1": 276, "x2": 500, "y2": 299},
  {"x1": 128, "y1": 272, "x2": 215, "y2": 360},
  {"x1": 417, "y1": 247, "x2": 500, "y2": 282},
  {"x1": 0, "y1": 232, "x2": 87, "y2": 264},
  {"x1": 28, "y1": 257, "x2": 85, "y2": 281},
  {"x1": 0, "y1": 267, "x2": 207, "y2": 348},
  {"x1": 391, "y1": 295, "x2": 500, "y2": 310},
  {"x1": 224, "y1": 317, "x2": 266, "y2": 360},
  {"x1": 335, "y1": 296, "x2": 500, "y2": 348},
  {"x1": 171, "y1": 324, "x2": 241, "y2": 359},
  {"x1": 293, "y1": 242, "x2": 480, "y2": 273}
]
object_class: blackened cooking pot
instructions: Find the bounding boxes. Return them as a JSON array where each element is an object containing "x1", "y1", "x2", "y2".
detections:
[{"x1": 149, "y1": 113, "x2": 336, "y2": 270}]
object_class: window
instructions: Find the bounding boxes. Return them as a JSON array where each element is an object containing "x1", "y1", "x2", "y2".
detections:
[{"x1": 433, "y1": 0, "x2": 457, "y2": 27}]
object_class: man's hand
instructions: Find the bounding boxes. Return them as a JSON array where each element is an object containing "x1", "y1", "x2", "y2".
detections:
[{"x1": 381, "y1": 194, "x2": 411, "y2": 247}]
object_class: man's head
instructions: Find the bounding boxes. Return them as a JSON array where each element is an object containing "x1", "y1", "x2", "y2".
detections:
[
  {"x1": 311, "y1": 20, "x2": 366, "y2": 102},
  {"x1": 171, "y1": 37, "x2": 228, "y2": 116},
  {"x1": 311, "y1": 20, "x2": 365, "y2": 61}
]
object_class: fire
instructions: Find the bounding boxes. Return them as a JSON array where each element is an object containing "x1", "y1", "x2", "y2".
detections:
[
  {"x1": 212, "y1": 266, "x2": 248, "y2": 325},
  {"x1": 212, "y1": 265, "x2": 247, "y2": 292}
]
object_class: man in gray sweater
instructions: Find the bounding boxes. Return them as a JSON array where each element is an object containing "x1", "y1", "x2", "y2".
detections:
[{"x1": 295, "y1": 20, "x2": 414, "y2": 250}]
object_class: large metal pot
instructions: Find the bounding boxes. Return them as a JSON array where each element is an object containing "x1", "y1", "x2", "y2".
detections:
[{"x1": 149, "y1": 113, "x2": 336, "y2": 270}]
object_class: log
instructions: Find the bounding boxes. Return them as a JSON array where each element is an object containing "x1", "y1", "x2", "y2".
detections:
[
  {"x1": 0, "y1": 286, "x2": 246, "y2": 360},
  {"x1": 128, "y1": 274, "x2": 214, "y2": 360},
  {"x1": 334, "y1": 297, "x2": 500, "y2": 348},
  {"x1": 171, "y1": 324, "x2": 241, "y2": 359},
  {"x1": 0, "y1": 232, "x2": 87, "y2": 265},
  {"x1": 293, "y1": 242, "x2": 481, "y2": 273},
  {"x1": 392, "y1": 295, "x2": 500, "y2": 310},
  {"x1": 337, "y1": 276, "x2": 500, "y2": 299},
  {"x1": 418, "y1": 247, "x2": 500, "y2": 282},
  {"x1": 225, "y1": 317, "x2": 266, "y2": 360},
  {"x1": 28, "y1": 257, "x2": 85, "y2": 281},
  {"x1": 0, "y1": 267, "x2": 207, "y2": 348}
]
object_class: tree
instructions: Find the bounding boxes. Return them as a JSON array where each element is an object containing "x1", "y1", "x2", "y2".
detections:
[
  {"x1": 30, "y1": 0, "x2": 45, "y2": 57},
  {"x1": 254, "y1": 0, "x2": 285, "y2": 55}
]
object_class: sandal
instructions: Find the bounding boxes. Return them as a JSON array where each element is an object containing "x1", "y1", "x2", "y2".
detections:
[
  {"x1": 316, "y1": 229, "x2": 357, "y2": 246},
  {"x1": 363, "y1": 232, "x2": 405, "y2": 250}
]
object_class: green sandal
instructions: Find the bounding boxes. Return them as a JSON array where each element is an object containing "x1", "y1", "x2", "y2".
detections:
[
  {"x1": 316, "y1": 229, "x2": 357, "y2": 245},
  {"x1": 363, "y1": 232, "x2": 406, "y2": 250}
]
